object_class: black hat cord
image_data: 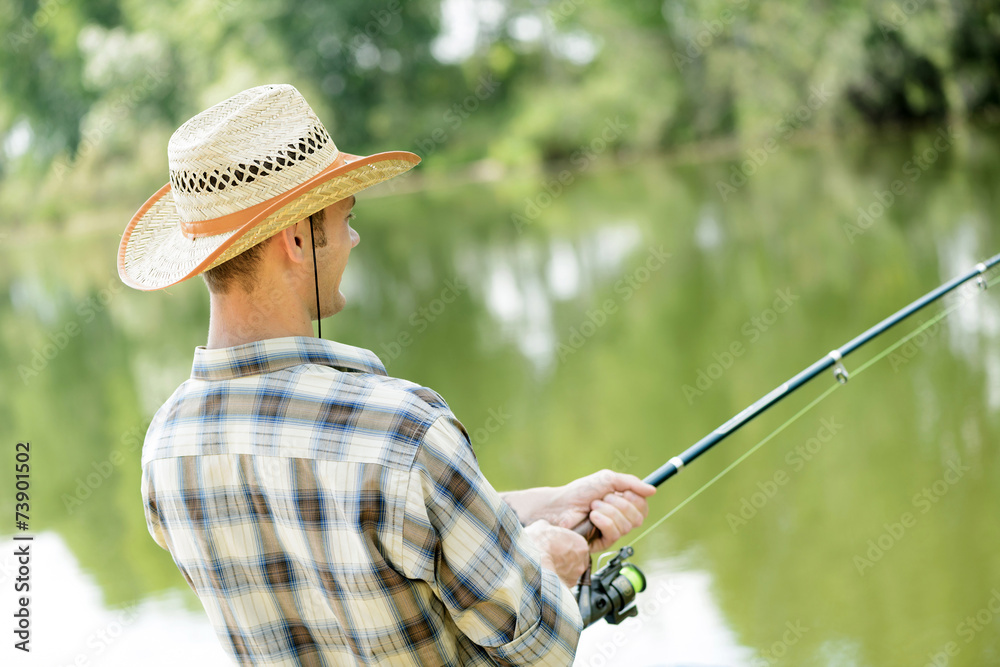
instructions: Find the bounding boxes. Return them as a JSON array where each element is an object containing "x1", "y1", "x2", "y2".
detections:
[{"x1": 310, "y1": 216, "x2": 322, "y2": 339}]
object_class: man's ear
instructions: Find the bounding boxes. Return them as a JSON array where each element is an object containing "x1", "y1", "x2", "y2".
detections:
[{"x1": 273, "y1": 220, "x2": 309, "y2": 265}]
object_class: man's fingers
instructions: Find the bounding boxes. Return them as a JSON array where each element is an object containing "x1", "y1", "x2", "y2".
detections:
[
  {"x1": 596, "y1": 490, "x2": 647, "y2": 526},
  {"x1": 527, "y1": 520, "x2": 593, "y2": 587},
  {"x1": 589, "y1": 470, "x2": 656, "y2": 498},
  {"x1": 556, "y1": 529, "x2": 590, "y2": 585},
  {"x1": 564, "y1": 526, "x2": 589, "y2": 551},
  {"x1": 620, "y1": 489, "x2": 651, "y2": 519},
  {"x1": 617, "y1": 474, "x2": 656, "y2": 498},
  {"x1": 589, "y1": 494, "x2": 641, "y2": 540},
  {"x1": 588, "y1": 505, "x2": 624, "y2": 545},
  {"x1": 584, "y1": 485, "x2": 653, "y2": 550}
]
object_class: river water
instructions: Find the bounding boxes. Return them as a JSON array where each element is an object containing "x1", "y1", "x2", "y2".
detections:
[{"x1": 2, "y1": 125, "x2": 999, "y2": 666}]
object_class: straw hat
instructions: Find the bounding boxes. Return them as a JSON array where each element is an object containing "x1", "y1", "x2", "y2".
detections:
[{"x1": 118, "y1": 84, "x2": 420, "y2": 290}]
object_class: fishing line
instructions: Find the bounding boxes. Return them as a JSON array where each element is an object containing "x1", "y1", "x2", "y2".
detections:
[{"x1": 622, "y1": 272, "x2": 1000, "y2": 553}]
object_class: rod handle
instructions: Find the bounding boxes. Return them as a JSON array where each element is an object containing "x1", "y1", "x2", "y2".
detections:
[{"x1": 574, "y1": 518, "x2": 600, "y2": 543}]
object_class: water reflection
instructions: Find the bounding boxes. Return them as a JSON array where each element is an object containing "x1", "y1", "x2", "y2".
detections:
[
  {"x1": 3, "y1": 127, "x2": 1000, "y2": 665},
  {"x1": 575, "y1": 561, "x2": 753, "y2": 666},
  {"x1": 5, "y1": 532, "x2": 229, "y2": 667},
  {"x1": 938, "y1": 224, "x2": 1000, "y2": 411},
  {"x1": 481, "y1": 224, "x2": 644, "y2": 371}
]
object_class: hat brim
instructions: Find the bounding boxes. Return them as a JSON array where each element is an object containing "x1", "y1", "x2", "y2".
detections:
[{"x1": 118, "y1": 150, "x2": 420, "y2": 291}]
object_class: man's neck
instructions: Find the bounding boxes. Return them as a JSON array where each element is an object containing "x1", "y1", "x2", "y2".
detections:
[{"x1": 206, "y1": 285, "x2": 315, "y2": 349}]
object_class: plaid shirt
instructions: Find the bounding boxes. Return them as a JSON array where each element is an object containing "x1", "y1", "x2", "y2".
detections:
[{"x1": 141, "y1": 336, "x2": 582, "y2": 666}]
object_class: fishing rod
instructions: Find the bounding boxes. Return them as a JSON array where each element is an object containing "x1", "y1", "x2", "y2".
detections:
[{"x1": 575, "y1": 252, "x2": 1000, "y2": 627}]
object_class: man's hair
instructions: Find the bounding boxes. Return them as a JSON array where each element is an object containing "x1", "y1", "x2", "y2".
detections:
[{"x1": 202, "y1": 211, "x2": 328, "y2": 293}]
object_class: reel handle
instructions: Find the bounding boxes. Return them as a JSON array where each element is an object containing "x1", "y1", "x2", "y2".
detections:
[{"x1": 573, "y1": 518, "x2": 600, "y2": 543}]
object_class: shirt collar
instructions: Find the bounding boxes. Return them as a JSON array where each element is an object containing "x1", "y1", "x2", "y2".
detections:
[{"x1": 191, "y1": 336, "x2": 387, "y2": 381}]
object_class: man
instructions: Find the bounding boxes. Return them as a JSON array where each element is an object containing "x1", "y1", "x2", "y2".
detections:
[{"x1": 119, "y1": 84, "x2": 654, "y2": 666}]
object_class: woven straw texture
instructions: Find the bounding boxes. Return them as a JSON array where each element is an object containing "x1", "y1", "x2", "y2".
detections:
[
  {"x1": 118, "y1": 84, "x2": 418, "y2": 291},
  {"x1": 166, "y1": 85, "x2": 338, "y2": 222}
]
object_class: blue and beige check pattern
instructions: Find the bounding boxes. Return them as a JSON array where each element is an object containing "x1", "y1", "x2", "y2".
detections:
[{"x1": 141, "y1": 337, "x2": 582, "y2": 666}]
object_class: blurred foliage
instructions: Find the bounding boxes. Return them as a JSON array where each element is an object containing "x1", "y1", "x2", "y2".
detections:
[{"x1": 0, "y1": 0, "x2": 999, "y2": 209}]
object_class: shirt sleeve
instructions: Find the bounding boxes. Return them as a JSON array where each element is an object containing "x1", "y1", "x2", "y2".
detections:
[
  {"x1": 140, "y1": 464, "x2": 169, "y2": 551},
  {"x1": 400, "y1": 415, "x2": 583, "y2": 666}
]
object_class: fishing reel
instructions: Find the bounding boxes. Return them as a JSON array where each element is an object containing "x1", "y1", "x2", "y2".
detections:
[{"x1": 577, "y1": 546, "x2": 647, "y2": 627}]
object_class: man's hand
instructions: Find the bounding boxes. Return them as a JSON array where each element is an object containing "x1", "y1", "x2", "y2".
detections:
[
  {"x1": 550, "y1": 470, "x2": 655, "y2": 552},
  {"x1": 502, "y1": 470, "x2": 655, "y2": 553},
  {"x1": 523, "y1": 519, "x2": 590, "y2": 588}
]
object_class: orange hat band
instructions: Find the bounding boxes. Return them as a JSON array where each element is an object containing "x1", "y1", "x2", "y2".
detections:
[{"x1": 178, "y1": 152, "x2": 359, "y2": 239}]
